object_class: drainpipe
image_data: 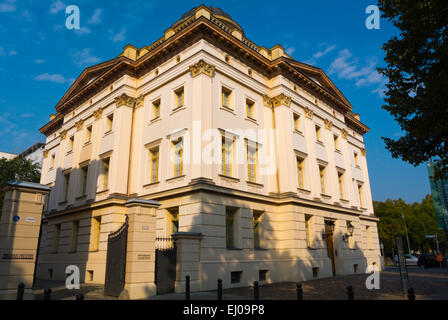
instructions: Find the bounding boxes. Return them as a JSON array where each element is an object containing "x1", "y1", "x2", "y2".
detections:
[{"x1": 126, "y1": 99, "x2": 137, "y2": 196}]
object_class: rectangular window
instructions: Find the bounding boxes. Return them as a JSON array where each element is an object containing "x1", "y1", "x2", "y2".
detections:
[
  {"x1": 106, "y1": 114, "x2": 114, "y2": 132},
  {"x1": 315, "y1": 125, "x2": 322, "y2": 142},
  {"x1": 247, "y1": 145, "x2": 257, "y2": 183},
  {"x1": 259, "y1": 270, "x2": 268, "y2": 281},
  {"x1": 102, "y1": 158, "x2": 110, "y2": 190},
  {"x1": 169, "y1": 208, "x2": 179, "y2": 234},
  {"x1": 358, "y1": 184, "x2": 363, "y2": 208},
  {"x1": 334, "y1": 135, "x2": 339, "y2": 151},
  {"x1": 63, "y1": 173, "x2": 70, "y2": 201},
  {"x1": 80, "y1": 165, "x2": 89, "y2": 196},
  {"x1": 68, "y1": 136, "x2": 74, "y2": 152},
  {"x1": 175, "y1": 87, "x2": 184, "y2": 108},
  {"x1": 150, "y1": 148, "x2": 159, "y2": 183},
  {"x1": 231, "y1": 271, "x2": 242, "y2": 284},
  {"x1": 222, "y1": 87, "x2": 232, "y2": 109},
  {"x1": 297, "y1": 157, "x2": 305, "y2": 189},
  {"x1": 53, "y1": 224, "x2": 61, "y2": 253},
  {"x1": 50, "y1": 154, "x2": 55, "y2": 169},
  {"x1": 253, "y1": 211, "x2": 263, "y2": 249},
  {"x1": 152, "y1": 99, "x2": 161, "y2": 119},
  {"x1": 91, "y1": 217, "x2": 101, "y2": 251},
  {"x1": 305, "y1": 214, "x2": 313, "y2": 248},
  {"x1": 86, "y1": 125, "x2": 92, "y2": 143},
  {"x1": 226, "y1": 208, "x2": 236, "y2": 249},
  {"x1": 246, "y1": 99, "x2": 255, "y2": 119},
  {"x1": 319, "y1": 165, "x2": 326, "y2": 194},
  {"x1": 174, "y1": 139, "x2": 183, "y2": 177},
  {"x1": 338, "y1": 171, "x2": 344, "y2": 199},
  {"x1": 354, "y1": 152, "x2": 359, "y2": 167},
  {"x1": 71, "y1": 221, "x2": 79, "y2": 252},
  {"x1": 294, "y1": 114, "x2": 300, "y2": 131},
  {"x1": 222, "y1": 137, "x2": 233, "y2": 177}
]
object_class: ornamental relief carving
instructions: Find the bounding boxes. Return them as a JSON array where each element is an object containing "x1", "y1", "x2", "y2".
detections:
[
  {"x1": 43, "y1": 150, "x2": 49, "y2": 159},
  {"x1": 189, "y1": 59, "x2": 215, "y2": 78},
  {"x1": 75, "y1": 119, "x2": 85, "y2": 131},
  {"x1": 115, "y1": 93, "x2": 137, "y2": 108},
  {"x1": 324, "y1": 119, "x2": 333, "y2": 130},
  {"x1": 60, "y1": 130, "x2": 67, "y2": 140},
  {"x1": 361, "y1": 148, "x2": 367, "y2": 156},
  {"x1": 135, "y1": 95, "x2": 145, "y2": 108},
  {"x1": 272, "y1": 93, "x2": 292, "y2": 107},
  {"x1": 304, "y1": 107, "x2": 314, "y2": 119},
  {"x1": 93, "y1": 108, "x2": 103, "y2": 120},
  {"x1": 341, "y1": 129, "x2": 348, "y2": 139}
]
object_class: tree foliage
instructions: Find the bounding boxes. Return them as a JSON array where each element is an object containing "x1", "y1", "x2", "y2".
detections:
[
  {"x1": 374, "y1": 195, "x2": 445, "y2": 255},
  {"x1": 377, "y1": 0, "x2": 448, "y2": 180},
  {"x1": 0, "y1": 157, "x2": 41, "y2": 214}
]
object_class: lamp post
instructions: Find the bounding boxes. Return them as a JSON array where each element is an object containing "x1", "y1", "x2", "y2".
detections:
[{"x1": 342, "y1": 223, "x2": 354, "y2": 242}]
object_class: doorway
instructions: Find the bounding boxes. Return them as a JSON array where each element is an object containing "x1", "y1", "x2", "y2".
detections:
[{"x1": 324, "y1": 220, "x2": 336, "y2": 276}]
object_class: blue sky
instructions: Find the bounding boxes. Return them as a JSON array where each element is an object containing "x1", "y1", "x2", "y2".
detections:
[{"x1": 0, "y1": 0, "x2": 431, "y2": 203}]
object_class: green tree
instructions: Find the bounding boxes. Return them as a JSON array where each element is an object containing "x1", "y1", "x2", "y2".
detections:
[
  {"x1": 377, "y1": 0, "x2": 448, "y2": 180},
  {"x1": 0, "y1": 157, "x2": 41, "y2": 215}
]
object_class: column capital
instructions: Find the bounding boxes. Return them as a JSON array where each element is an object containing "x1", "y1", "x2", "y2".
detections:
[
  {"x1": 75, "y1": 119, "x2": 85, "y2": 131},
  {"x1": 324, "y1": 119, "x2": 333, "y2": 130},
  {"x1": 115, "y1": 93, "x2": 137, "y2": 108},
  {"x1": 93, "y1": 107, "x2": 103, "y2": 120},
  {"x1": 59, "y1": 130, "x2": 67, "y2": 140},
  {"x1": 341, "y1": 129, "x2": 348, "y2": 139},
  {"x1": 304, "y1": 107, "x2": 314, "y2": 119},
  {"x1": 189, "y1": 59, "x2": 215, "y2": 78}
]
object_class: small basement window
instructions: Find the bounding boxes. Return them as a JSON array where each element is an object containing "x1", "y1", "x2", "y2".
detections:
[
  {"x1": 259, "y1": 270, "x2": 269, "y2": 281},
  {"x1": 312, "y1": 267, "x2": 320, "y2": 278},
  {"x1": 231, "y1": 271, "x2": 242, "y2": 284}
]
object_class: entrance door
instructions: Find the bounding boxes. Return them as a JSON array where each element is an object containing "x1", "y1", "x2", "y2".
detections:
[
  {"x1": 155, "y1": 237, "x2": 177, "y2": 295},
  {"x1": 324, "y1": 221, "x2": 336, "y2": 276}
]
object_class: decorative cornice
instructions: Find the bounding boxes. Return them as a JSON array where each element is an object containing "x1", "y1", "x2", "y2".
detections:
[
  {"x1": 361, "y1": 148, "x2": 367, "y2": 156},
  {"x1": 115, "y1": 93, "x2": 137, "y2": 108},
  {"x1": 341, "y1": 129, "x2": 348, "y2": 139},
  {"x1": 60, "y1": 130, "x2": 67, "y2": 140},
  {"x1": 272, "y1": 93, "x2": 292, "y2": 107},
  {"x1": 93, "y1": 108, "x2": 103, "y2": 120},
  {"x1": 324, "y1": 119, "x2": 333, "y2": 130},
  {"x1": 189, "y1": 59, "x2": 215, "y2": 78},
  {"x1": 304, "y1": 107, "x2": 314, "y2": 119},
  {"x1": 75, "y1": 119, "x2": 85, "y2": 131}
]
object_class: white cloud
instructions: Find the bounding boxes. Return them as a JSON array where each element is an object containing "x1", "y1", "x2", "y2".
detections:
[
  {"x1": 111, "y1": 27, "x2": 126, "y2": 43},
  {"x1": 88, "y1": 9, "x2": 102, "y2": 25},
  {"x1": 50, "y1": 0, "x2": 65, "y2": 14},
  {"x1": 34, "y1": 73, "x2": 72, "y2": 84},
  {"x1": 34, "y1": 59, "x2": 45, "y2": 64},
  {"x1": 70, "y1": 48, "x2": 101, "y2": 67},
  {"x1": 20, "y1": 113, "x2": 34, "y2": 118},
  {"x1": 0, "y1": 0, "x2": 16, "y2": 13},
  {"x1": 8, "y1": 49, "x2": 17, "y2": 56},
  {"x1": 75, "y1": 27, "x2": 91, "y2": 35},
  {"x1": 304, "y1": 44, "x2": 336, "y2": 65},
  {"x1": 285, "y1": 47, "x2": 295, "y2": 55}
]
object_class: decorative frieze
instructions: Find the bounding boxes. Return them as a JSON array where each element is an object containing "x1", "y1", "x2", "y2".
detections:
[
  {"x1": 93, "y1": 108, "x2": 103, "y2": 120},
  {"x1": 324, "y1": 119, "x2": 333, "y2": 130},
  {"x1": 189, "y1": 59, "x2": 215, "y2": 78},
  {"x1": 75, "y1": 119, "x2": 85, "y2": 131},
  {"x1": 341, "y1": 129, "x2": 348, "y2": 139}
]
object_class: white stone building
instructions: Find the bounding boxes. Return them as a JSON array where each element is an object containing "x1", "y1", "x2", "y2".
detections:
[{"x1": 36, "y1": 6, "x2": 381, "y2": 295}]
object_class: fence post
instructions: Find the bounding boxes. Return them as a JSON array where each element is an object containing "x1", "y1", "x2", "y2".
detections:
[
  {"x1": 296, "y1": 283, "x2": 303, "y2": 300},
  {"x1": 217, "y1": 279, "x2": 222, "y2": 301},
  {"x1": 185, "y1": 275, "x2": 190, "y2": 300},
  {"x1": 346, "y1": 285, "x2": 354, "y2": 300},
  {"x1": 76, "y1": 294, "x2": 84, "y2": 300},
  {"x1": 44, "y1": 288, "x2": 51, "y2": 300},
  {"x1": 408, "y1": 288, "x2": 415, "y2": 301},
  {"x1": 254, "y1": 281, "x2": 259, "y2": 300},
  {"x1": 16, "y1": 283, "x2": 25, "y2": 300}
]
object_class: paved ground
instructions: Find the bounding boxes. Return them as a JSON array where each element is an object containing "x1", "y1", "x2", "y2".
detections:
[{"x1": 32, "y1": 267, "x2": 448, "y2": 300}]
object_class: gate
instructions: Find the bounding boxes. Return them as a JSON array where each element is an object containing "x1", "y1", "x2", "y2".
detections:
[
  {"x1": 104, "y1": 215, "x2": 129, "y2": 297},
  {"x1": 155, "y1": 236, "x2": 177, "y2": 295}
]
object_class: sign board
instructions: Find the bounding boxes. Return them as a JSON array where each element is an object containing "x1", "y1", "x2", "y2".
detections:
[
  {"x1": 396, "y1": 236, "x2": 409, "y2": 295},
  {"x1": 427, "y1": 163, "x2": 448, "y2": 231}
]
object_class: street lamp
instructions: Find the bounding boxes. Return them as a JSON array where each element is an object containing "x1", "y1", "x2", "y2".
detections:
[
  {"x1": 342, "y1": 223, "x2": 354, "y2": 241},
  {"x1": 322, "y1": 221, "x2": 335, "y2": 240}
]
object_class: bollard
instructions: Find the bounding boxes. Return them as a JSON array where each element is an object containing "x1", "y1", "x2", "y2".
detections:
[
  {"x1": 296, "y1": 283, "x2": 303, "y2": 300},
  {"x1": 17, "y1": 283, "x2": 25, "y2": 300},
  {"x1": 185, "y1": 275, "x2": 191, "y2": 301},
  {"x1": 408, "y1": 288, "x2": 415, "y2": 301},
  {"x1": 76, "y1": 294, "x2": 84, "y2": 301},
  {"x1": 346, "y1": 285, "x2": 354, "y2": 300},
  {"x1": 254, "y1": 281, "x2": 259, "y2": 300},
  {"x1": 44, "y1": 288, "x2": 52, "y2": 300},
  {"x1": 217, "y1": 279, "x2": 223, "y2": 301}
]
